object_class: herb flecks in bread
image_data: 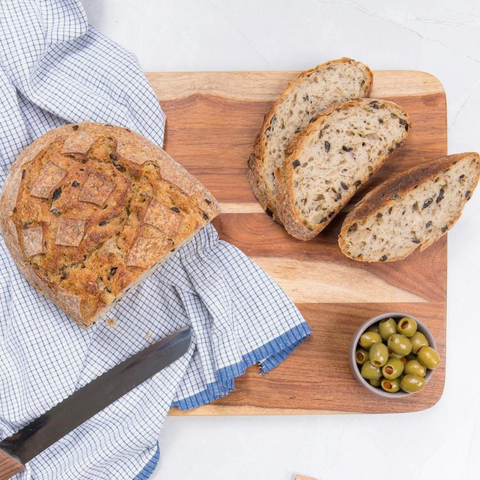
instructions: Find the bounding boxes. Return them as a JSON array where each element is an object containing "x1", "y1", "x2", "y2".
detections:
[
  {"x1": 339, "y1": 153, "x2": 480, "y2": 262},
  {"x1": 0, "y1": 123, "x2": 220, "y2": 328},
  {"x1": 247, "y1": 58, "x2": 373, "y2": 218},
  {"x1": 276, "y1": 99, "x2": 410, "y2": 241}
]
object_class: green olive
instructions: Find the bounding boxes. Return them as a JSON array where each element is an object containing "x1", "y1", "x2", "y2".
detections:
[
  {"x1": 382, "y1": 358, "x2": 404, "y2": 380},
  {"x1": 359, "y1": 331, "x2": 383, "y2": 350},
  {"x1": 369, "y1": 343, "x2": 389, "y2": 367},
  {"x1": 367, "y1": 323, "x2": 380, "y2": 333},
  {"x1": 370, "y1": 378, "x2": 382, "y2": 387},
  {"x1": 404, "y1": 359, "x2": 427, "y2": 377},
  {"x1": 411, "y1": 331, "x2": 429, "y2": 354},
  {"x1": 355, "y1": 348, "x2": 369, "y2": 365},
  {"x1": 379, "y1": 317, "x2": 397, "y2": 341},
  {"x1": 397, "y1": 317, "x2": 418, "y2": 337},
  {"x1": 389, "y1": 351, "x2": 404, "y2": 359},
  {"x1": 400, "y1": 374, "x2": 426, "y2": 393},
  {"x1": 361, "y1": 361, "x2": 382, "y2": 380},
  {"x1": 381, "y1": 377, "x2": 400, "y2": 393},
  {"x1": 388, "y1": 350, "x2": 407, "y2": 365},
  {"x1": 388, "y1": 334, "x2": 412, "y2": 356},
  {"x1": 417, "y1": 346, "x2": 440, "y2": 370}
]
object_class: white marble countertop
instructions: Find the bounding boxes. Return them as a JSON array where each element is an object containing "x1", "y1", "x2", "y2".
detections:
[{"x1": 84, "y1": 1, "x2": 480, "y2": 479}]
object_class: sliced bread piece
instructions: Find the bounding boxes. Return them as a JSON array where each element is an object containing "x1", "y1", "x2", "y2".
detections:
[
  {"x1": 275, "y1": 98, "x2": 410, "y2": 241},
  {"x1": 247, "y1": 58, "x2": 373, "y2": 217},
  {"x1": 339, "y1": 153, "x2": 480, "y2": 262}
]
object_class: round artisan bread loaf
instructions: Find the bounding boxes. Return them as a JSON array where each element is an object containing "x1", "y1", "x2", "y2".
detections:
[{"x1": 0, "y1": 122, "x2": 220, "y2": 328}]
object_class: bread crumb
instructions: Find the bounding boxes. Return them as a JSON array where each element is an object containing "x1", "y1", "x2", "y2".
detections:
[
  {"x1": 146, "y1": 331, "x2": 152, "y2": 340},
  {"x1": 106, "y1": 318, "x2": 118, "y2": 328}
]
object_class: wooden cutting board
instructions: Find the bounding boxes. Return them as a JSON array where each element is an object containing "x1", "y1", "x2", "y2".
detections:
[{"x1": 146, "y1": 71, "x2": 447, "y2": 415}]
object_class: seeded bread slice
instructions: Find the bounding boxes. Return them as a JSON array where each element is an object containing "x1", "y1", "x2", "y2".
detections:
[
  {"x1": 247, "y1": 58, "x2": 373, "y2": 217},
  {"x1": 339, "y1": 153, "x2": 480, "y2": 262},
  {"x1": 275, "y1": 98, "x2": 410, "y2": 241}
]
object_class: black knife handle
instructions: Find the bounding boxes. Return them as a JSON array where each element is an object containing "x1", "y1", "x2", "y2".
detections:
[{"x1": 0, "y1": 449, "x2": 24, "y2": 480}]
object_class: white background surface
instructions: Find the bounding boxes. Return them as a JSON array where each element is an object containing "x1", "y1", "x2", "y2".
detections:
[{"x1": 83, "y1": 1, "x2": 480, "y2": 479}]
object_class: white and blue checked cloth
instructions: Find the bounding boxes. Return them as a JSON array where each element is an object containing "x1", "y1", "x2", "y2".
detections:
[{"x1": 0, "y1": 1, "x2": 311, "y2": 479}]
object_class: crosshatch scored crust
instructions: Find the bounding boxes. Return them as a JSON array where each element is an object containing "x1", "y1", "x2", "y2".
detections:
[
  {"x1": 0, "y1": 122, "x2": 220, "y2": 328},
  {"x1": 247, "y1": 58, "x2": 373, "y2": 219}
]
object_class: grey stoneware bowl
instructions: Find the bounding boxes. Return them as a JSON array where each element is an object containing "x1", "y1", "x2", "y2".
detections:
[{"x1": 349, "y1": 312, "x2": 437, "y2": 398}]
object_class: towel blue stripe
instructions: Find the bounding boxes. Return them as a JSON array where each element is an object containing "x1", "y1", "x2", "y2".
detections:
[
  {"x1": 173, "y1": 321, "x2": 311, "y2": 410},
  {"x1": 134, "y1": 443, "x2": 160, "y2": 480}
]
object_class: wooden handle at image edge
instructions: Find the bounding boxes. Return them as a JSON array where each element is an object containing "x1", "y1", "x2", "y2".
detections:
[{"x1": 0, "y1": 449, "x2": 25, "y2": 479}]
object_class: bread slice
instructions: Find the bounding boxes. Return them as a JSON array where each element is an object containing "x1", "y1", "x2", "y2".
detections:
[
  {"x1": 247, "y1": 58, "x2": 373, "y2": 217},
  {"x1": 339, "y1": 153, "x2": 480, "y2": 262},
  {"x1": 275, "y1": 98, "x2": 410, "y2": 241}
]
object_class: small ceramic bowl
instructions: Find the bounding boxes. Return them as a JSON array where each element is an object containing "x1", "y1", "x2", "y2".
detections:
[{"x1": 349, "y1": 312, "x2": 437, "y2": 398}]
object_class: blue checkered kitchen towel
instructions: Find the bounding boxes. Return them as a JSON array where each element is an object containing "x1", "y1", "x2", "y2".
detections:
[{"x1": 0, "y1": 1, "x2": 311, "y2": 479}]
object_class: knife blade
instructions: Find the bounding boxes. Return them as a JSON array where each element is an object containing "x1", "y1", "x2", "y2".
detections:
[{"x1": 0, "y1": 326, "x2": 191, "y2": 479}]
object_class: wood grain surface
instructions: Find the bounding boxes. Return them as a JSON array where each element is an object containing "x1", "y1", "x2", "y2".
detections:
[{"x1": 146, "y1": 70, "x2": 447, "y2": 415}]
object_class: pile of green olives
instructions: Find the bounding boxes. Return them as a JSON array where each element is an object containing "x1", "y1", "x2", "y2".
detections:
[{"x1": 355, "y1": 316, "x2": 440, "y2": 394}]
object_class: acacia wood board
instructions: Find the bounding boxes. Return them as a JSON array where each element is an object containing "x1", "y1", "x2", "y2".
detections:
[{"x1": 146, "y1": 70, "x2": 447, "y2": 415}]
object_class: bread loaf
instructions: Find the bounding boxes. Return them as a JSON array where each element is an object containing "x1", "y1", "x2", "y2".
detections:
[
  {"x1": 247, "y1": 58, "x2": 373, "y2": 218},
  {"x1": 276, "y1": 99, "x2": 410, "y2": 241},
  {"x1": 0, "y1": 123, "x2": 220, "y2": 328},
  {"x1": 339, "y1": 153, "x2": 480, "y2": 262}
]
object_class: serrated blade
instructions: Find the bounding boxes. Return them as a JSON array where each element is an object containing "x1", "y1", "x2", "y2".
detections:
[{"x1": 0, "y1": 327, "x2": 191, "y2": 464}]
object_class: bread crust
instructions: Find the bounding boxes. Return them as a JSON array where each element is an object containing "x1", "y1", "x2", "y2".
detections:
[
  {"x1": 247, "y1": 58, "x2": 373, "y2": 218},
  {"x1": 276, "y1": 98, "x2": 411, "y2": 241},
  {"x1": 0, "y1": 123, "x2": 220, "y2": 328},
  {"x1": 339, "y1": 153, "x2": 480, "y2": 261}
]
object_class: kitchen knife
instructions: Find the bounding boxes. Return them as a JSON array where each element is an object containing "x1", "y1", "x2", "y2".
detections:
[{"x1": 0, "y1": 326, "x2": 192, "y2": 480}]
